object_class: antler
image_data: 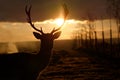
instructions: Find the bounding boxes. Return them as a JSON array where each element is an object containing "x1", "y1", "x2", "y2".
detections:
[
  {"x1": 51, "y1": 3, "x2": 69, "y2": 34},
  {"x1": 51, "y1": 27, "x2": 61, "y2": 34},
  {"x1": 25, "y1": 5, "x2": 44, "y2": 34}
]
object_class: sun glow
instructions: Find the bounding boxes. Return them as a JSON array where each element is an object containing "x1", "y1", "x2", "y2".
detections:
[
  {"x1": 54, "y1": 18, "x2": 64, "y2": 26},
  {"x1": 0, "y1": 19, "x2": 118, "y2": 42}
]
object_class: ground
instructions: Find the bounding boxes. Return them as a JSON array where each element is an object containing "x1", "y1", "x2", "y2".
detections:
[{"x1": 38, "y1": 50, "x2": 120, "y2": 80}]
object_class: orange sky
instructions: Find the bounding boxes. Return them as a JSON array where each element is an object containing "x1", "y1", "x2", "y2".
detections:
[
  {"x1": 0, "y1": 19, "x2": 118, "y2": 42},
  {"x1": 0, "y1": 0, "x2": 107, "y2": 22}
]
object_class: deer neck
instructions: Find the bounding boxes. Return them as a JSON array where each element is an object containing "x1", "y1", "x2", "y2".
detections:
[
  {"x1": 39, "y1": 40, "x2": 53, "y2": 54},
  {"x1": 36, "y1": 40, "x2": 53, "y2": 66}
]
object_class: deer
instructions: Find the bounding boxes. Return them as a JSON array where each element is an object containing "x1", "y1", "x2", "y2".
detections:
[{"x1": 0, "y1": 5, "x2": 61, "y2": 80}]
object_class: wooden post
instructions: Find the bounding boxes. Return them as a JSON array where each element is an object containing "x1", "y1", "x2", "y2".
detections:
[
  {"x1": 101, "y1": 18, "x2": 105, "y2": 53},
  {"x1": 94, "y1": 31, "x2": 97, "y2": 51},
  {"x1": 109, "y1": 18, "x2": 112, "y2": 55}
]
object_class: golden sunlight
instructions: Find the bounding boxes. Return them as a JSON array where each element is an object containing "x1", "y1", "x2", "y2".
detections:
[
  {"x1": 54, "y1": 18, "x2": 64, "y2": 26},
  {"x1": 0, "y1": 19, "x2": 118, "y2": 42}
]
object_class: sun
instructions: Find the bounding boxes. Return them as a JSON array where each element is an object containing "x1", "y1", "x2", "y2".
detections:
[{"x1": 54, "y1": 18, "x2": 64, "y2": 26}]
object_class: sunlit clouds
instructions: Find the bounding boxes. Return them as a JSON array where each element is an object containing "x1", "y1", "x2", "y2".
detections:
[
  {"x1": 54, "y1": 18, "x2": 64, "y2": 26},
  {"x1": 0, "y1": 19, "x2": 86, "y2": 42},
  {"x1": 0, "y1": 19, "x2": 118, "y2": 42}
]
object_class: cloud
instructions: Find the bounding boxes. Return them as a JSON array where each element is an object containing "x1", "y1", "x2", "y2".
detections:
[
  {"x1": 0, "y1": 19, "x2": 88, "y2": 42},
  {"x1": 0, "y1": 22, "x2": 34, "y2": 42},
  {"x1": 0, "y1": 0, "x2": 62, "y2": 22},
  {"x1": 0, "y1": 0, "x2": 107, "y2": 22}
]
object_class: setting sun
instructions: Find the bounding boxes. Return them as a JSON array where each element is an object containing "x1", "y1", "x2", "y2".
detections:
[{"x1": 54, "y1": 18, "x2": 64, "y2": 26}]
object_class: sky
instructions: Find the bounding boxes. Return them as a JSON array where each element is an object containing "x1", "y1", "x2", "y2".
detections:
[
  {"x1": 0, "y1": 0, "x2": 107, "y2": 22},
  {"x1": 0, "y1": 0, "x2": 118, "y2": 42}
]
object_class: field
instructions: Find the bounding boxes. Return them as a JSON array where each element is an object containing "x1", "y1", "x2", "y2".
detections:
[
  {"x1": 0, "y1": 40, "x2": 120, "y2": 79},
  {"x1": 38, "y1": 49, "x2": 120, "y2": 80}
]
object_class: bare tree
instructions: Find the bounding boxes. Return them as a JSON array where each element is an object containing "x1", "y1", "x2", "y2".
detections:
[
  {"x1": 86, "y1": 12, "x2": 96, "y2": 48},
  {"x1": 107, "y1": 0, "x2": 120, "y2": 45}
]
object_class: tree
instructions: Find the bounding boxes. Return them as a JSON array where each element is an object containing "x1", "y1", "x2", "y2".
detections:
[
  {"x1": 86, "y1": 12, "x2": 96, "y2": 48},
  {"x1": 107, "y1": 0, "x2": 120, "y2": 44}
]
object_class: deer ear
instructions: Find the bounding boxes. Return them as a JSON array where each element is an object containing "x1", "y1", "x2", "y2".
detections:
[
  {"x1": 33, "y1": 32, "x2": 42, "y2": 39},
  {"x1": 53, "y1": 31, "x2": 61, "y2": 39}
]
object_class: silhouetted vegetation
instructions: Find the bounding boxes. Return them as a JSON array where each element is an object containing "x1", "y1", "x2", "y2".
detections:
[
  {"x1": 107, "y1": 0, "x2": 120, "y2": 48},
  {"x1": 72, "y1": 0, "x2": 120, "y2": 61},
  {"x1": 73, "y1": 27, "x2": 120, "y2": 59},
  {"x1": 72, "y1": 17, "x2": 120, "y2": 61}
]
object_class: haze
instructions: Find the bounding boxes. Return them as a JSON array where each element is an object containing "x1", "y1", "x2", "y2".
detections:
[{"x1": 0, "y1": 19, "x2": 118, "y2": 42}]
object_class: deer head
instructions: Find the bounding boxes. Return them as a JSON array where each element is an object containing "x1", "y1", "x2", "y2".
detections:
[{"x1": 25, "y1": 5, "x2": 61, "y2": 49}]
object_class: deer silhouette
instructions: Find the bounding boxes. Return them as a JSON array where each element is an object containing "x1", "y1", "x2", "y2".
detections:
[{"x1": 0, "y1": 5, "x2": 61, "y2": 80}]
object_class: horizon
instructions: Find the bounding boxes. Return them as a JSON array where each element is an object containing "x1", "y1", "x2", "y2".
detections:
[
  {"x1": 0, "y1": 0, "x2": 119, "y2": 43},
  {"x1": 0, "y1": 19, "x2": 118, "y2": 42}
]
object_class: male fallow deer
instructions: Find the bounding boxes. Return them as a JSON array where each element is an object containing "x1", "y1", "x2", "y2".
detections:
[{"x1": 0, "y1": 5, "x2": 61, "y2": 80}]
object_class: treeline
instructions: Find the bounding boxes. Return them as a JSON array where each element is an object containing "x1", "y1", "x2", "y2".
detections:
[{"x1": 72, "y1": 0, "x2": 120, "y2": 59}]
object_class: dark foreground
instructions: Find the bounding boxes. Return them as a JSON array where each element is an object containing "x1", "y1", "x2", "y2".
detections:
[{"x1": 38, "y1": 50, "x2": 120, "y2": 80}]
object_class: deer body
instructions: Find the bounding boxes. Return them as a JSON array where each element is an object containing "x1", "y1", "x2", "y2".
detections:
[
  {"x1": 0, "y1": 32, "x2": 61, "y2": 80},
  {"x1": 0, "y1": 53, "x2": 39, "y2": 80},
  {"x1": 0, "y1": 5, "x2": 62, "y2": 80}
]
